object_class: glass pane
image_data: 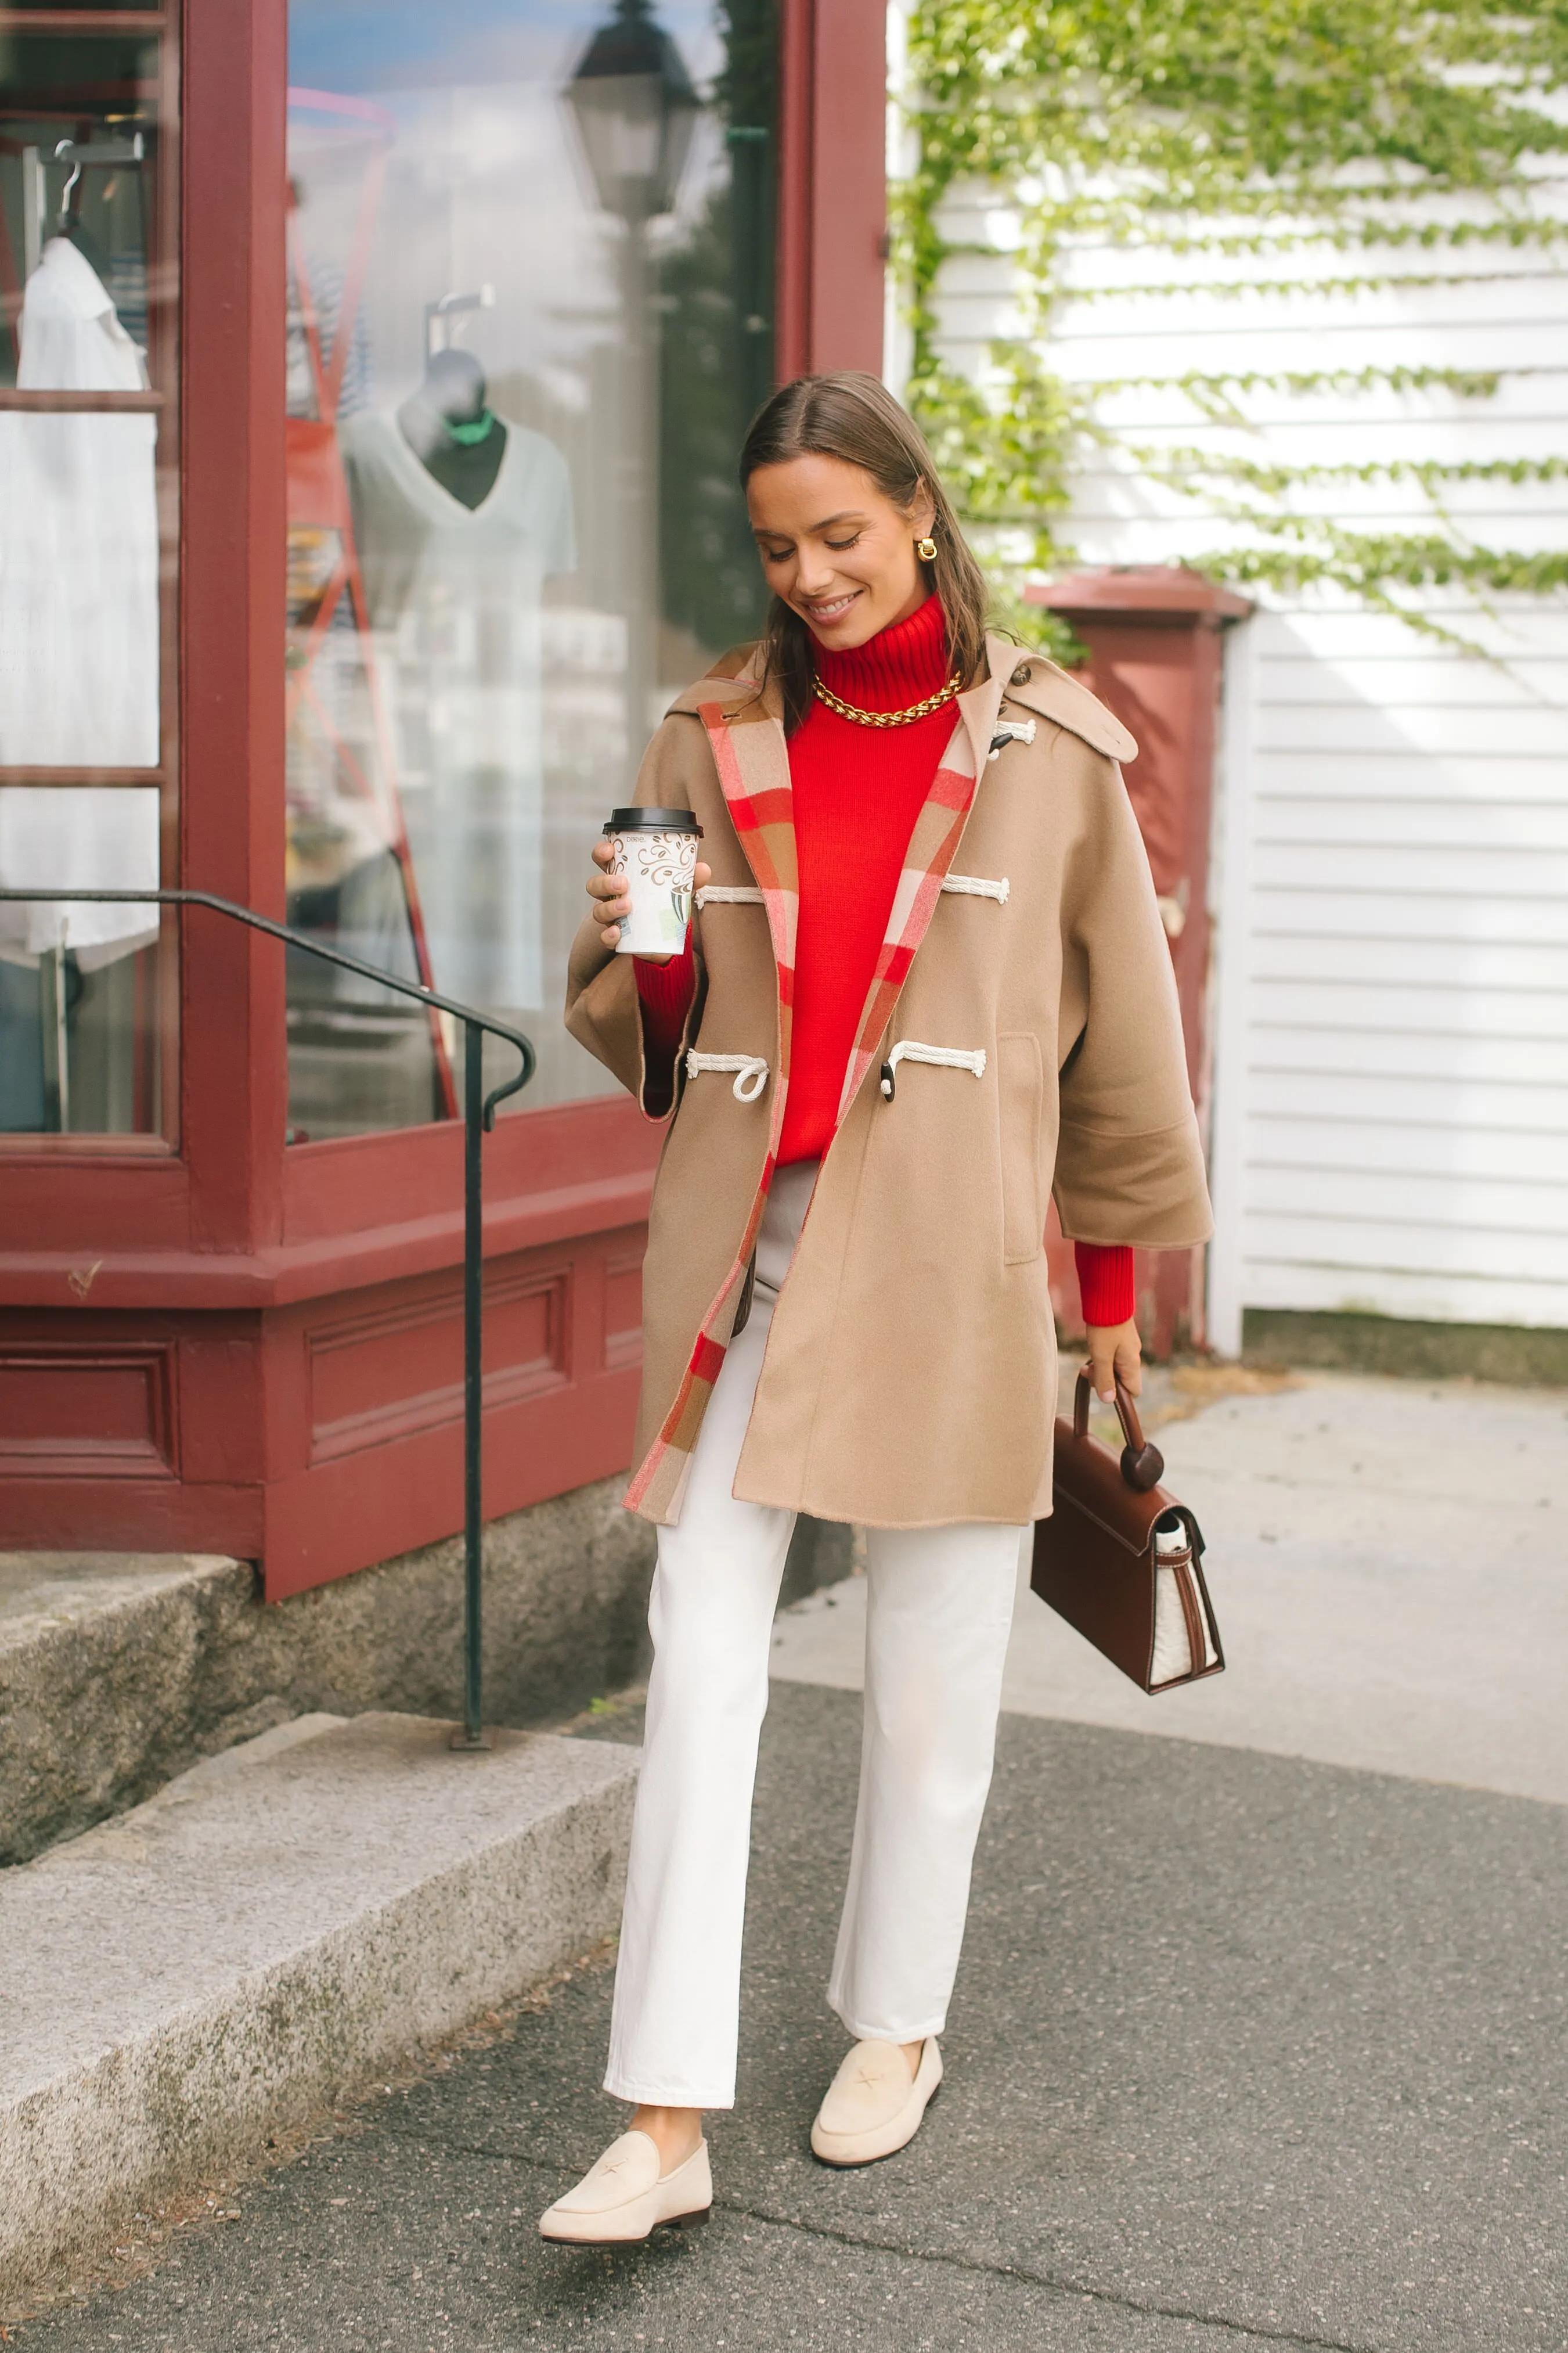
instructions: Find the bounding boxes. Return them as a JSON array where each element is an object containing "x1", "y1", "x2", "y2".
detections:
[
  {"x1": 283, "y1": 0, "x2": 777, "y2": 1140},
  {"x1": 0, "y1": 785, "x2": 164, "y2": 1133},
  {"x1": 0, "y1": 28, "x2": 176, "y2": 1140}
]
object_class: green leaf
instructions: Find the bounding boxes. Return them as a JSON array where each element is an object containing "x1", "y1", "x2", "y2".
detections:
[{"x1": 898, "y1": 0, "x2": 1568, "y2": 634}]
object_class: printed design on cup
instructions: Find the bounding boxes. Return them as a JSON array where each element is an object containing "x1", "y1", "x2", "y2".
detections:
[
  {"x1": 603, "y1": 807, "x2": 702, "y2": 958},
  {"x1": 609, "y1": 832, "x2": 693, "y2": 926}
]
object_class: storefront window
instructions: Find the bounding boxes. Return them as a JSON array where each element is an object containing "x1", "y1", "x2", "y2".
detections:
[
  {"x1": 0, "y1": 19, "x2": 176, "y2": 1136},
  {"x1": 284, "y1": 0, "x2": 777, "y2": 1139}
]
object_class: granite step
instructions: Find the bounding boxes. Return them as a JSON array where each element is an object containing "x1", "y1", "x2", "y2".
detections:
[
  {"x1": 0, "y1": 1709, "x2": 638, "y2": 2295},
  {"x1": 0, "y1": 1498, "x2": 847, "y2": 1868}
]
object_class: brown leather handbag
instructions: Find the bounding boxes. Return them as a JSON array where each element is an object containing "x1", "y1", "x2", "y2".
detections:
[{"x1": 1030, "y1": 1371, "x2": 1225, "y2": 1693}]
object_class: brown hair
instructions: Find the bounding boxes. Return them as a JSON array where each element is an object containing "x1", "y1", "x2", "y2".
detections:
[{"x1": 738, "y1": 372, "x2": 992, "y2": 732}]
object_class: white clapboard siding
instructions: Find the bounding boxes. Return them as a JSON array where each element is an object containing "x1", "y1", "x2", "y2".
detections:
[
  {"x1": 1249, "y1": 980, "x2": 1568, "y2": 1040},
  {"x1": 1252, "y1": 842, "x2": 1568, "y2": 894},
  {"x1": 1257, "y1": 658, "x2": 1566, "y2": 707},
  {"x1": 925, "y1": 170, "x2": 1568, "y2": 1340},
  {"x1": 1253, "y1": 1030, "x2": 1568, "y2": 1088},
  {"x1": 1249, "y1": 936, "x2": 1568, "y2": 992},
  {"x1": 1248, "y1": 755, "x2": 1568, "y2": 804},
  {"x1": 1246, "y1": 1115, "x2": 1567, "y2": 1182},
  {"x1": 1256, "y1": 796, "x2": 1568, "y2": 846},
  {"x1": 1245, "y1": 1067, "x2": 1568, "y2": 1131}
]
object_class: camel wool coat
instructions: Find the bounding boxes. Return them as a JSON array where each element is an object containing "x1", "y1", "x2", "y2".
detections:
[{"x1": 565, "y1": 631, "x2": 1212, "y2": 1530}]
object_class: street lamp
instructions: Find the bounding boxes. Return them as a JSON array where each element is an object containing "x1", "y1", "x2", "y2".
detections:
[
  {"x1": 564, "y1": 0, "x2": 699, "y2": 761},
  {"x1": 565, "y1": 0, "x2": 700, "y2": 227}
]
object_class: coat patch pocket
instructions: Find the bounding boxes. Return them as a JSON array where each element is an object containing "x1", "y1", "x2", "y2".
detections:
[{"x1": 997, "y1": 1031, "x2": 1044, "y2": 1265}]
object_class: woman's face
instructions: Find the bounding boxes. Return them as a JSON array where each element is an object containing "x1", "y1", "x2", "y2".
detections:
[{"x1": 747, "y1": 454, "x2": 936, "y2": 652}]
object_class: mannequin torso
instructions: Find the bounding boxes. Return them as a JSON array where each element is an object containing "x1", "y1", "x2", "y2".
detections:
[{"x1": 396, "y1": 347, "x2": 507, "y2": 510}]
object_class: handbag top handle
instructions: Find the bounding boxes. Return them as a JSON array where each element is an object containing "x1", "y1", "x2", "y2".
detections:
[{"x1": 1073, "y1": 1369, "x2": 1166, "y2": 1494}]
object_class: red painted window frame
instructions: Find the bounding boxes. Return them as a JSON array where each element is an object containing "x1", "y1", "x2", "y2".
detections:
[{"x1": 0, "y1": 0, "x2": 888, "y2": 1586}]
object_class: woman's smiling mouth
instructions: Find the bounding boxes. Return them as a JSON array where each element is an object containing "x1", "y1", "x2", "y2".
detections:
[{"x1": 800, "y1": 590, "x2": 862, "y2": 622}]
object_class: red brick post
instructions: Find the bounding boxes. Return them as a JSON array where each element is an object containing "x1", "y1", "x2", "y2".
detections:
[{"x1": 1026, "y1": 569, "x2": 1251, "y2": 1357}]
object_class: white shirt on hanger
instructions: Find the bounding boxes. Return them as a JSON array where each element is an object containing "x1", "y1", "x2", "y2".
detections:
[{"x1": 343, "y1": 409, "x2": 575, "y2": 1012}]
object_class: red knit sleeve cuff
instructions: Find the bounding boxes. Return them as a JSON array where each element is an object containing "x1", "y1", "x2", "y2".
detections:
[
  {"x1": 634, "y1": 946, "x2": 696, "y2": 1068},
  {"x1": 1075, "y1": 1242, "x2": 1136, "y2": 1328}
]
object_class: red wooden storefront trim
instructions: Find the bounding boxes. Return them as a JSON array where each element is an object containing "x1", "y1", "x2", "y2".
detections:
[
  {"x1": 180, "y1": 0, "x2": 289, "y2": 1249},
  {"x1": 1, "y1": 1120, "x2": 660, "y2": 1306},
  {"x1": 777, "y1": 0, "x2": 886, "y2": 381}
]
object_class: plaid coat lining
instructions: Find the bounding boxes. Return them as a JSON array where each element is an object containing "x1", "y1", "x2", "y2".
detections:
[{"x1": 622, "y1": 687, "x2": 979, "y2": 1521}]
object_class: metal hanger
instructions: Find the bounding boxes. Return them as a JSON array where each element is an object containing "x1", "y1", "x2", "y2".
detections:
[{"x1": 53, "y1": 132, "x2": 145, "y2": 225}]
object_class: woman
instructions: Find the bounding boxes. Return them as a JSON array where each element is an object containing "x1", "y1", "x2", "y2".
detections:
[{"x1": 542, "y1": 372, "x2": 1210, "y2": 2243}]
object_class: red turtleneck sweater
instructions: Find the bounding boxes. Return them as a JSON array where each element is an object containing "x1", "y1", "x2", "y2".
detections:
[{"x1": 635, "y1": 595, "x2": 1133, "y2": 1325}]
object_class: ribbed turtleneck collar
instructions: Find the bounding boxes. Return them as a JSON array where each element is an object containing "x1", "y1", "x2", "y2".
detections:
[{"x1": 813, "y1": 593, "x2": 950, "y2": 714}]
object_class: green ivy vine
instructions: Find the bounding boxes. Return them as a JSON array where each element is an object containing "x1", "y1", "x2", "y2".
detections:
[{"x1": 896, "y1": 0, "x2": 1568, "y2": 653}]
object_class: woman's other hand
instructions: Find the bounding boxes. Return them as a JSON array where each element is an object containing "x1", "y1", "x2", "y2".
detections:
[
  {"x1": 1085, "y1": 1316, "x2": 1141, "y2": 1404},
  {"x1": 588, "y1": 838, "x2": 712, "y2": 958}
]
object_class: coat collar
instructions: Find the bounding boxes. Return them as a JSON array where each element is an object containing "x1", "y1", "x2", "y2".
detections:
[
  {"x1": 994, "y1": 639, "x2": 1138, "y2": 763},
  {"x1": 662, "y1": 640, "x2": 777, "y2": 721},
  {"x1": 956, "y1": 635, "x2": 1010, "y2": 780}
]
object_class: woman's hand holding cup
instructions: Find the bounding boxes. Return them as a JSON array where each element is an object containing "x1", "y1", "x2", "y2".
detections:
[
  {"x1": 587, "y1": 839, "x2": 632, "y2": 947},
  {"x1": 589, "y1": 832, "x2": 710, "y2": 963}
]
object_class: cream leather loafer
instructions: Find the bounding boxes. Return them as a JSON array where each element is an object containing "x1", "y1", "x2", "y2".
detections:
[
  {"x1": 810, "y1": 2037, "x2": 942, "y2": 2167},
  {"x1": 539, "y1": 2129, "x2": 712, "y2": 2245}
]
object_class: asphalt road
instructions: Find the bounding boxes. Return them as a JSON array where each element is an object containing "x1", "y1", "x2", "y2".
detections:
[{"x1": 18, "y1": 1679, "x2": 1567, "y2": 2353}]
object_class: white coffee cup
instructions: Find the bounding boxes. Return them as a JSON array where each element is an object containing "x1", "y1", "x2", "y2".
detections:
[{"x1": 603, "y1": 807, "x2": 703, "y2": 956}]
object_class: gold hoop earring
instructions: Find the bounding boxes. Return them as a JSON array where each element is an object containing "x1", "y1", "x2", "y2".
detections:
[{"x1": 915, "y1": 535, "x2": 937, "y2": 563}]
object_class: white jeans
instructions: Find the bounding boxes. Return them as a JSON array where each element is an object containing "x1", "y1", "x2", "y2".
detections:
[{"x1": 604, "y1": 1163, "x2": 1023, "y2": 2110}]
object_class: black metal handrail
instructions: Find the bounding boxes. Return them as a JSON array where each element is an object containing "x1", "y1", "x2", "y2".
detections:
[{"x1": 0, "y1": 884, "x2": 537, "y2": 1751}]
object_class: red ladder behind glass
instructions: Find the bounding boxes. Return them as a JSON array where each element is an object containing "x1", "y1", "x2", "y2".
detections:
[{"x1": 285, "y1": 88, "x2": 457, "y2": 1118}]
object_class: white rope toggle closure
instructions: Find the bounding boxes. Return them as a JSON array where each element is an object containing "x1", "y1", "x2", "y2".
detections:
[
  {"x1": 686, "y1": 1049, "x2": 770, "y2": 1102},
  {"x1": 987, "y1": 719, "x2": 1037, "y2": 761},
  {"x1": 941, "y1": 872, "x2": 1010, "y2": 904},
  {"x1": 878, "y1": 1039, "x2": 987, "y2": 1100},
  {"x1": 695, "y1": 884, "x2": 765, "y2": 908}
]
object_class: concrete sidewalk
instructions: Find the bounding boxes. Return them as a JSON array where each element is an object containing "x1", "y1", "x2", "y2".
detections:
[
  {"x1": 12, "y1": 1372, "x2": 1568, "y2": 2351},
  {"x1": 777, "y1": 1372, "x2": 1568, "y2": 1805}
]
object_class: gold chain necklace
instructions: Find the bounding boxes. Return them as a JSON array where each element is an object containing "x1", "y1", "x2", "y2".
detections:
[{"x1": 812, "y1": 671, "x2": 963, "y2": 728}]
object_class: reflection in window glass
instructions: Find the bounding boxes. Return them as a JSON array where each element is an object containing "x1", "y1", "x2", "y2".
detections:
[
  {"x1": 0, "y1": 27, "x2": 175, "y2": 1138},
  {"x1": 284, "y1": 0, "x2": 777, "y2": 1139},
  {"x1": 0, "y1": 786, "x2": 163, "y2": 1133}
]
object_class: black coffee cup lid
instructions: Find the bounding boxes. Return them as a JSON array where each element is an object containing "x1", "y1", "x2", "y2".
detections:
[{"x1": 603, "y1": 807, "x2": 703, "y2": 835}]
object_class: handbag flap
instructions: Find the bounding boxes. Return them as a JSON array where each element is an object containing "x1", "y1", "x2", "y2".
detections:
[
  {"x1": 1048, "y1": 1373, "x2": 1205, "y2": 1560},
  {"x1": 1051, "y1": 1416, "x2": 1169, "y2": 1555}
]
